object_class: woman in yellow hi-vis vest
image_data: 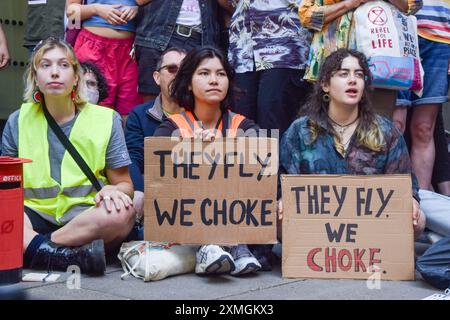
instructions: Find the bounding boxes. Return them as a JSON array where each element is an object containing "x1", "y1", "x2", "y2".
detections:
[
  {"x1": 1, "y1": 38, "x2": 136, "y2": 275},
  {"x1": 154, "y1": 47, "x2": 263, "y2": 276}
]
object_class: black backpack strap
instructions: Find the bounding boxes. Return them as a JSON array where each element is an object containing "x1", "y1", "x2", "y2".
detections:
[{"x1": 41, "y1": 100, "x2": 102, "y2": 192}]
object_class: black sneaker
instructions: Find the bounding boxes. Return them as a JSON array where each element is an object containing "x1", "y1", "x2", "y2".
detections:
[
  {"x1": 248, "y1": 244, "x2": 275, "y2": 271},
  {"x1": 30, "y1": 239, "x2": 106, "y2": 276}
]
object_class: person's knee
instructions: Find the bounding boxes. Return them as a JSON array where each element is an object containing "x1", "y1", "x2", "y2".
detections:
[
  {"x1": 412, "y1": 121, "x2": 435, "y2": 145},
  {"x1": 96, "y1": 206, "x2": 136, "y2": 232},
  {"x1": 393, "y1": 119, "x2": 406, "y2": 134}
]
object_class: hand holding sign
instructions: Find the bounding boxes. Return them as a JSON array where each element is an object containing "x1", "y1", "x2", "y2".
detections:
[
  {"x1": 281, "y1": 174, "x2": 415, "y2": 280},
  {"x1": 412, "y1": 198, "x2": 425, "y2": 238},
  {"x1": 277, "y1": 199, "x2": 283, "y2": 221},
  {"x1": 144, "y1": 137, "x2": 278, "y2": 245}
]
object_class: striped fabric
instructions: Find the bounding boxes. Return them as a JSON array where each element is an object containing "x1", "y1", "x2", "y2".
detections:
[{"x1": 416, "y1": 0, "x2": 450, "y2": 43}]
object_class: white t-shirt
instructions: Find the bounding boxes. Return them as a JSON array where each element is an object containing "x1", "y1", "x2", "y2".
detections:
[{"x1": 176, "y1": 0, "x2": 201, "y2": 27}]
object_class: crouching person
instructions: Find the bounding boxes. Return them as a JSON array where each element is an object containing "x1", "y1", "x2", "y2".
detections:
[{"x1": 1, "y1": 38, "x2": 136, "y2": 275}]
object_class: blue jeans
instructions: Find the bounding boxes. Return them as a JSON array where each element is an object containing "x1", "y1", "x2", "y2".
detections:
[{"x1": 397, "y1": 37, "x2": 450, "y2": 107}]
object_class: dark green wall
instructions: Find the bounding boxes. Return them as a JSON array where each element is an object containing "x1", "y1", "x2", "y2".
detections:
[{"x1": 0, "y1": 0, "x2": 28, "y2": 120}]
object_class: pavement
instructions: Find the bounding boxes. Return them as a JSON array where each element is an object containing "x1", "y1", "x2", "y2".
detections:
[{"x1": 3, "y1": 253, "x2": 442, "y2": 301}]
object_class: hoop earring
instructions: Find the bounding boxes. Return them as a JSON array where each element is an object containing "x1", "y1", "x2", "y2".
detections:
[
  {"x1": 71, "y1": 85, "x2": 77, "y2": 101},
  {"x1": 33, "y1": 89, "x2": 42, "y2": 103},
  {"x1": 322, "y1": 93, "x2": 330, "y2": 103}
]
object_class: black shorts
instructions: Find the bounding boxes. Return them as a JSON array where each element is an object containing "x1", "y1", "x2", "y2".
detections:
[
  {"x1": 25, "y1": 206, "x2": 60, "y2": 235},
  {"x1": 136, "y1": 32, "x2": 202, "y2": 95}
]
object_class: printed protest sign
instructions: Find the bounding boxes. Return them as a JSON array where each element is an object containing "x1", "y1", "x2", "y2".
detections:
[
  {"x1": 281, "y1": 175, "x2": 414, "y2": 280},
  {"x1": 144, "y1": 137, "x2": 278, "y2": 245}
]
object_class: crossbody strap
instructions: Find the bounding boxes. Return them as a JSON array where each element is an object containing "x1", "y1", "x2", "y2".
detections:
[{"x1": 41, "y1": 99, "x2": 102, "y2": 192}]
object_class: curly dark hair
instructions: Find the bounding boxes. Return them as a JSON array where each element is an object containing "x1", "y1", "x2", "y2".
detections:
[
  {"x1": 169, "y1": 46, "x2": 234, "y2": 113},
  {"x1": 80, "y1": 61, "x2": 109, "y2": 103},
  {"x1": 303, "y1": 48, "x2": 375, "y2": 133}
]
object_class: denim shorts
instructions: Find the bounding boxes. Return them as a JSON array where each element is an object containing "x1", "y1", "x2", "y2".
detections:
[{"x1": 397, "y1": 37, "x2": 450, "y2": 107}]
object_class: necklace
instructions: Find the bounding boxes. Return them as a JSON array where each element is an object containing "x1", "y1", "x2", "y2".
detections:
[
  {"x1": 342, "y1": 135, "x2": 352, "y2": 149},
  {"x1": 329, "y1": 116, "x2": 359, "y2": 136}
]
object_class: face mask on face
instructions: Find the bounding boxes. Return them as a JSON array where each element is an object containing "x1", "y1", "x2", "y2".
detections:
[{"x1": 85, "y1": 87, "x2": 100, "y2": 104}]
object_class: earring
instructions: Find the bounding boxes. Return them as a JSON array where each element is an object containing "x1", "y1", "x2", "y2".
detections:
[
  {"x1": 33, "y1": 89, "x2": 42, "y2": 103},
  {"x1": 71, "y1": 85, "x2": 77, "y2": 101},
  {"x1": 322, "y1": 93, "x2": 330, "y2": 102}
]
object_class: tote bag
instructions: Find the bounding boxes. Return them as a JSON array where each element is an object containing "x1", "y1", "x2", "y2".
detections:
[{"x1": 355, "y1": 1, "x2": 424, "y2": 94}]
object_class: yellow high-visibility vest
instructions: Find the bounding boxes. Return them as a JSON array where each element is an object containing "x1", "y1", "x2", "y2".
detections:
[{"x1": 18, "y1": 102, "x2": 114, "y2": 224}]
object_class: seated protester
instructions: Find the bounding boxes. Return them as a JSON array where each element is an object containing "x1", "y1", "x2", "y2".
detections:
[
  {"x1": 80, "y1": 61, "x2": 109, "y2": 105},
  {"x1": 1, "y1": 38, "x2": 136, "y2": 275},
  {"x1": 125, "y1": 47, "x2": 187, "y2": 219},
  {"x1": 154, "y1": 46, "x2": 261, "y2": 276},
  {"x1": 278, "y1": 48, "x2": 426, "y2": 240}
]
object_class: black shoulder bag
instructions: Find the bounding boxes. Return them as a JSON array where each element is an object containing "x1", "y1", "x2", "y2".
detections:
[{"x1": 41, "y1": 100, "x2": 102, "y2": 192}]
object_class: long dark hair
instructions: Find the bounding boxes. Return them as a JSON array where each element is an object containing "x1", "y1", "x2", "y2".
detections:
[
  {"x1": 170, "y1": 46, "x2": 234, "y2": 113},
  {"x1": 303, "y1": 48, "x2": 384, "y2": 152}
]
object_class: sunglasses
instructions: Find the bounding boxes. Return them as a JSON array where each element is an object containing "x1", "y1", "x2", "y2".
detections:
[{"x1": 158, "y1": 64, "x2": 179, "y2": 74}]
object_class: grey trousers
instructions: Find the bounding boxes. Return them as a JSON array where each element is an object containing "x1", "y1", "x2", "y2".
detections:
[{"x1": 419, "y1": 189, "x2": 450, "y2": 237}]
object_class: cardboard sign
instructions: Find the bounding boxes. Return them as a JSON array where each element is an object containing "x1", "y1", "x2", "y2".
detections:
[
  {"x1": 144, "y1": 137, "x2": 278, "y2": 245},
  {"x1": 281, "y1": 175, "x2": 414, "y2": 280}
]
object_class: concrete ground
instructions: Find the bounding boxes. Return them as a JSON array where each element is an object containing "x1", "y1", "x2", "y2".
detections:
[{"x1": 6, "y1": 260, "x2": 439, "y2": 300}]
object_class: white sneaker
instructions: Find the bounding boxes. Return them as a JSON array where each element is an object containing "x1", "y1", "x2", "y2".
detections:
[
  {"x1": 230, "y1": 244, "x2": 261, "y2": 276},
  {"x1": 195, "y1": 245, "x2": 235, "y2": 275}
]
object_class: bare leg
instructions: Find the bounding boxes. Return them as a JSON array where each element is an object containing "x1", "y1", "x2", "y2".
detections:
[
  {"x1": 410, "y1": 104, "x2": 440, "y2": 190},
  {"x1": 23, "y1": 204, "x2": 135, "y2": 252},
  {"x1": 23, "y1": 214, "x2": 38, "y2": 251},
  {"x1": 437, "y1": 181, "x2": 450, "y2": 196},
  {"x1": 51, "y1": 204, "x2": 135, "y2": 248},
  {"x1": 392, "y1": 106, "x2": 408, "y2": 133}
]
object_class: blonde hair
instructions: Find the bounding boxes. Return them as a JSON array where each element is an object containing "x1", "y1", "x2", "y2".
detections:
[
  {"x1": 307, "y1": 118, "x2": 385, "y2": 157},
  {"x1": 23, "y1": 38, "x2": 87, "y2": 106}
]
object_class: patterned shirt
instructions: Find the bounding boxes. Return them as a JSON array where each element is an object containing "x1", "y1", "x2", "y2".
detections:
[
  {"x1": 298, "y1": 0, "x2": 423, "y2": 81},
  {"x1": 416, "y1": 0, "x2": 450, "y2": 44},
  {"x1": 279, "y1": 115, "x2": 419, "y2": 199},
  {"x1": 228, "y1": 0, "x2": 312, "y2": 73}
]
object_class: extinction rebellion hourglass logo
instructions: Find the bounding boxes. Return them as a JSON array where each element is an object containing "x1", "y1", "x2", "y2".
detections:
[{"x1": 368, "y1": 7, "x2": 387, "y2": 26}]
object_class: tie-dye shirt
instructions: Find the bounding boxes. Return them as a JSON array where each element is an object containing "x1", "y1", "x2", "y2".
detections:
[
  {"x1": 228, "y1": 0, "x2": 312, "y2": 73},
  {"x1": 298, "y1": 0, "x2": 423, "y2": 81},
  {"x1": 279, "y1": 115, "x2": 420, "y2": 199}
]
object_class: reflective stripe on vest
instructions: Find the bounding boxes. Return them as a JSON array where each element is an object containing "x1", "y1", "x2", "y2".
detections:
[
  {"x1": 18, "y1": 102, "x2": 113, "y2": 224},
  {"x1": 169, "y1": 110, "x2": 245, "y2": 138}
]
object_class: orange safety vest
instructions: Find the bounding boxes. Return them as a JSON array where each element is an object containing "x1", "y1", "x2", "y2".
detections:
[{"x1": 169, "y1": 110, "x2": 246, "y2": 138}]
